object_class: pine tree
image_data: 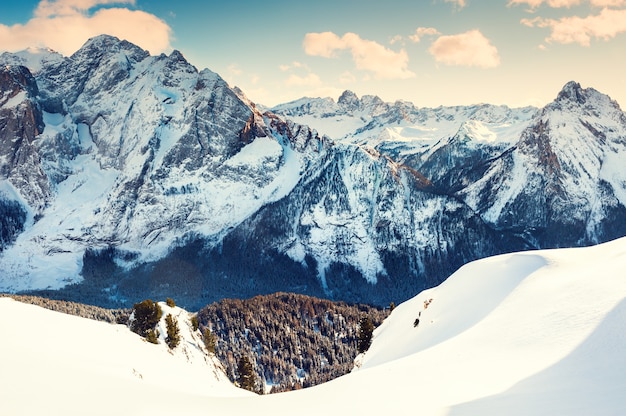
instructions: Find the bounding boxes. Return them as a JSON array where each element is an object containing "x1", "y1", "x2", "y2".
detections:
[
  {"x1": 203, "y1": 328, "x2": 216, "y2": 353},
  {"x1": 237, "y1": 356, "x2": 258, "y2": 393},
  {"x1": 357, "y1": 316, "x2": 374, "y2": 353},
  {"x1": 190, "y1": 315, "x2": 199, "y2": 332},
  {"x1": 165, "y1": 314, "x2": 180, "y2": 349}
]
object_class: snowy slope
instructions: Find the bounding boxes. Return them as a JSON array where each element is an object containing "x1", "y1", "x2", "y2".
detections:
[
  {"x1": 2, "y1": 238, "x2": 625, "y2": 415},
  {"x1": 0, "y1": 298, "x2": 249, "y2": 415},
  {"x1": 350, "y1": 236, "x2": 626, "y2": 415},
  {"x1": 0, "y1": 47, "x2": 64, "y2": 73}
]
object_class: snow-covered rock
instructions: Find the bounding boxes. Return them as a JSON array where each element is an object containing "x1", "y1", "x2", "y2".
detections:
[{"x1": 0, "y1": 35, "x2": 625, "y2": 309}]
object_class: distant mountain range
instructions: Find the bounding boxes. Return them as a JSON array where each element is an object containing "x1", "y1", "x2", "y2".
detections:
[{"x1": 1, "y1": 34, "x2": 626, "y2": 309}]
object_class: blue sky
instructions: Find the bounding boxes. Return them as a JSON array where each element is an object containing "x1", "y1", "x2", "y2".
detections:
[{"x1": 1, "y1": 0, "x2": 625, "y2": 108}]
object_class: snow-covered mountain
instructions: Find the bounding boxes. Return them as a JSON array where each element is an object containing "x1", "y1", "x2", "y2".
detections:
[
  {"x1": 1, "y1": 35, "x2": 626, "y2": 309},
  {"x1": 0, "y1": 35, "x2": 329, "y2": 300},
  {"x1": 271, "y1": 89, "x2": 536, "y2": 144},
  {"x1": 3, "y1": 236, "x2": 625, "y2": 415},
  {"x1": 459, "y1": 81, "x2": 626, "y2": 247}
]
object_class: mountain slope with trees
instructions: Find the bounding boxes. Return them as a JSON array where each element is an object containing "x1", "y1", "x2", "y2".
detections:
[{"x1": 197, "y1": 292, "x2": 389, "y2": 392}]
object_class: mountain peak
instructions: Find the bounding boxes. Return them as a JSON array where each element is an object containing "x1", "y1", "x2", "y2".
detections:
[
  {"x1": 80, "y1": 34, "x2": 124, "y2": 50},
  {"x1": 338, "y1": 90, "x2": 359, "y2": 108},
  {"x1": 556, "y1": 81, "x2": 586, "y2": 104},
  {"x1": 71, "y1": 34, "x2": 149, "y2": 63},
  {"x1": 547, "y1": 80, "x2": 623, "y2": 116},
  {"x1": 168, "y1": 49, "x2": 187, "y2": 63}
]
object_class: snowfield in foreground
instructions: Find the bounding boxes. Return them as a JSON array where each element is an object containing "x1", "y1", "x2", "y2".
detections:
[{"x1": 2, "y1": 237, "x2": 626, "y2": 415}]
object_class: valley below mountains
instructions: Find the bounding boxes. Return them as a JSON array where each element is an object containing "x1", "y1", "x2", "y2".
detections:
[{"x1": 1, "y1": 35, "x2": 626, "y2": 309}]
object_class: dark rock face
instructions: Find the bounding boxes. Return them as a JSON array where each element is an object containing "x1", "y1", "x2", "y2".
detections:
[{"x1": 0, "y1": 65, "x2": 50, "y2": 212}]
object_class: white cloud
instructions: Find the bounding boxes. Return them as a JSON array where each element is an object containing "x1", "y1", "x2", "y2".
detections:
[
  {"x1": 428, "y1": 30, "x2": 500, "y2": 68},
  {"x1": 279, "y1": 61, "x2": 306, "y2": 71},
  {"x1": 509, "y1": 0, "x2": 580, "y2": 7},
  {"x1": 0, "y1": 0, "x2": 172, "y2": 55},
  {"x1": 509, "y1": 0, "x2": 626, "y2": 8},
  {"x1": 285, "y1": 73, "x2": 323, "y2": 87},
  {"x1": 590, "y1": 0, "x2": 626, "y2": 5},
  {"x1": 228, "y1": 63, "x2": 243, "y2": 76},
  {"x1": 389, "y1": 35, "x2": 403, "y2": 45},
  {"x1": 522, "y1": 8, "x2": 626, "y2": 45},
  {"x1": 592, "y1": 0, "x2": 626, "y2": 5},
  {"x1": 409, "y1": 27, "x2": 442, "y2": 43},
  {"x1": 339, "y1": 71, "x2": 357, "y2": 84},
  {"x1": 303, "y1": 31, "x2": 415, "y2": 79},
  {"x1": 303, "y1": 32, "x2": 343, "y2": 58},
  {"x1": 444, "y1": 0, "x2": 467, "y2": 8}
]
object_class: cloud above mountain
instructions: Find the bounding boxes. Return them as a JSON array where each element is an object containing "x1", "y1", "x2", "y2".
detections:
[
  {"x1": 509, "y1": 0, "x2": 626, "y2": 8},
  {"x1": 522, "y1": 8, "x2": 626, "y2": 46},
  {"x1": 0, "y1": 0, "x2": 172, "y2": 55},
  {"x1": 303, "y1": 31, "x2": 416, "y2": 80},
  {"x1": 428, "y1": 30, "x2": 501, "y2": 68}
]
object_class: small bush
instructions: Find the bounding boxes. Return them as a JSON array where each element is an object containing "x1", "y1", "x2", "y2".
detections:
[
  {"x1": 190, "y1": 315, "x2": 199, "y2": 332},
  {"x1": 166, "y1": 297, "x2": 176, "y2": 308},
  {"x1": 146, "y1": 329, "x2": 159, "y2": 344}
]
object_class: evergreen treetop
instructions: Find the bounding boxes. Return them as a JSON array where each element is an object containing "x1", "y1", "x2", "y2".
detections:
[
  {"x1": 357, "y1": 316, "x2": 374, "y2": 353},
  {"x1": 130, "y1": 299, "x2": 162, "y2": 339}
]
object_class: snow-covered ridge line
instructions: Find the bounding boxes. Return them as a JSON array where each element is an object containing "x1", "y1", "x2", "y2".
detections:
[{"x1": 271, "y1": 88, "x2": 538, "y2": 143}]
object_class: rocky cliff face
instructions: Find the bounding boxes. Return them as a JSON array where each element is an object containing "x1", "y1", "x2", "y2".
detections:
[
  {"x1": 1, "y1": 36, "x2": 625, "y2": 309},
  {"x1": 0, "y1": 65, "x2": 48, "y2": 210}
]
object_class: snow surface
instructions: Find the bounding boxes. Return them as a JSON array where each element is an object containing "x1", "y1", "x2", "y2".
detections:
[
  {"x1": 0, "y1": 47, "x2": 64, "y2": 74},
  {"x1": 2, "y1": 237, "x2": 625, "y2": 415},
  {"x1": 1, "y1": 91, "x2": 27, "y2": 108},
  {"x1": 0, "y1": 299, "x2": 250, "y2": 415}
]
